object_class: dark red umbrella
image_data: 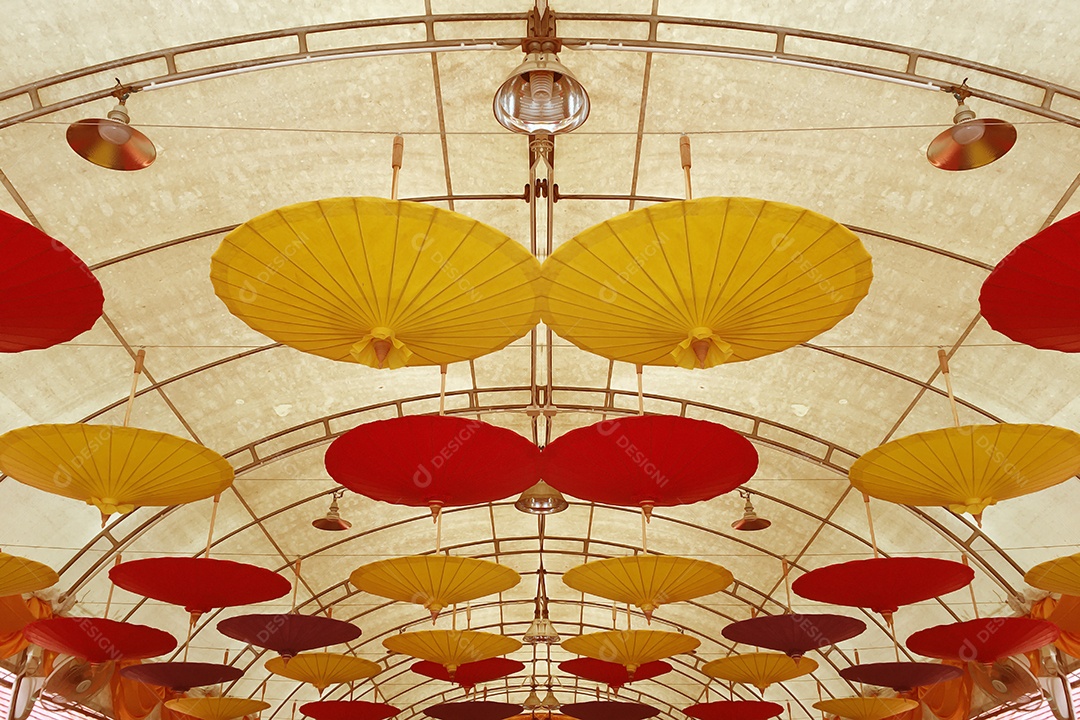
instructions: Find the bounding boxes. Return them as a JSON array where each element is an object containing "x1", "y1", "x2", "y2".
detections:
[
  {"x1": 722, "y1": 614, "x2": 866, "y2": 659},
  {"x1": 906, "y1": 617, "x2": 1059, "y2": 663},
  {"x1": 24, "y1": 617, "x2": 176, "y2": 663},
  {"x1": 326, "y1": 416, "x2": 539, "y2": 511},
  {"x1": 558, "y1": 658, "x2": 671, "y2": 688},
  {"x1": 684, "y1": 701, "x2": 784, "y2": 720},
  {"x1": 119, "y1": 662, "x2": 243, "y2": 691},
  {"x1": 792, "y1": 557, "x2": 974, "y2": 617},
  {"x1": 216, "y1": 614, "x2": 361, "y2": 659},
  {"x1": 0, "y1": 209, "x2": 104, "y2": 353},
  {"x1": 110, "y1": 557, "x2": 291, "y2": 615},
  {"x1": 301, "y1": 701, "x2": 400, "y2": 720},
  {"x1": 423, "y1": 702, "x2": 522, "y2": 720},
  {"x1": 561, "y1": 702, "x2": 659, "y2": 720},
  {"x1": 839, "y1": 662, "x2": 963, "y2": 692},
  {"x1": 542, "y1": 416, "x2": 757, "y2": 512},
  {"x1": 411, "y1": 658, "x2": 525, "y2": 687},
  {"x1": 980, "y1": 211, "x2": 1080, "y2": 352}
]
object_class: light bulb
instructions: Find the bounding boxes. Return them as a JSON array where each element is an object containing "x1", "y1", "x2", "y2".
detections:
[
  {"x1": 98, "y1": 121, "x2": 133, "y2": 145},
  {"x1": 493, "y1": 53, "x2": 590, "y2": 136},
  {"x1": 950, "y1": 121, "x2": 986, "y2": 145}
]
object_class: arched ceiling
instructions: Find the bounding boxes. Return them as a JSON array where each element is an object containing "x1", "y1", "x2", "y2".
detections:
[{"x1": 2, "y1": 3, "x2": 1080, "y2": 720}]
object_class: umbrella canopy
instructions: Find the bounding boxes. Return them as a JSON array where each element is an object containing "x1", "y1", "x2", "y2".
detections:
[
  {"x1": 0, "y1": 595, "x2": 36, "y2": 635},
  {"x1": 558, "y1": 658, "x2": 671, "y2": 689},
  {"x1": 539, "y1": 197, "x2": 872, "y2": 369},
  {"x1": 217, "y1": 614, "x2": 362, "y2": 659},
  {"x1": 683, "y1": 701, "x2": 784, "y2": 720},
  {"x1": 560, "y1": 702, "x2": 660, "y2": 720},
  {"x1": 0, "y1": 424, "x2": 234, "y2": 518},
  {"x1": 423, "y1": 702, "x2": 522, "y2": 720},
  {"x1": 25, "y1": 617, "x2": 176, "y2": 663},
  {"x1": 110, "y1": 557, "x2": 291, "y2": 615},
  {"x1": 301, "y1": 702, "x2": 400, "y2": 720},
  {"x1": 383, "y1": 630, "x2": 521, "y2": 677},
  {"x1": 702, "y1": 653, "x2": 818, "y2": 690},
  {"x1": 906, "y1": 617, "x2": 1059, "y2": 663},
  {"x1": 560, "y1": 630, "x2": 699, "y2": 675},
  {"x1": 410, "y1": 658, "x2": 525, "y2": 687},
  {"x1": 1025, "y1": 552, "x2": 1080, "y2": 595},
  {"x1": 562, "y1": 555, "x2": 734, "y2": 620},
  {"x1": 848, "y1": 423, "x2": 1080, "y2": 520},
  {"x1": 0, "y1": 552, "x2": 58, "y2": 596},
  {"x1": 979, "y1": 211, "x2": 1080, "y2": 352},
  {"x1": 119, "y1": 662, "x2": 244, "y2": 691},
  {"x1": 265, "y1": 652, "x2": 382, "y2": 690},
  {"x1": 211, "y1": 197, "x2": 542, "y2": 369},
  {"x1": 813, "y1": 698, "x2": 918, "y2": 720},
  {"x1": 350, "y1": 555, "x2": 520, "y2": 620},
  {"x1": 792, "y1": 557, "x2": 973, "y2": 617},
  {"x1": 165, "y1": 698, "x2": 271, "y2": 720},
  {"x1": 541, "y1": 415, "x2": 758, "y2": 511},
  {"x1": 722, "y1": 614, "x2": 866, "y2": 659},
  {"x1": 0, "y1": 209, "x2": 103, "y2": 353},
  {"x1": 838, "y1": 662, "x2": 963, "y2": 692},
  {"x1": 326, "y1": 416, "x2": 539, "y2": 509}
]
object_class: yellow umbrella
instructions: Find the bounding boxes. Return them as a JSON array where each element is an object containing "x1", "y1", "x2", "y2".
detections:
[
  {"x1": 1026, "y1": 552, "x2": 1080, "y2": 595},
  {"x1": 560, "y1": 630, "x2": 699, "y2": 675},
  {"x1": 350, "y1": 556, "x2": 520, "y2": 620},
  {"x1": 849, "y1": 424, "x2": 1080, "y2": 521},
  {"x1": 265, "y1": 652, "x2": 382, "y2": 691},
  {"x1": 0, "y1": 552, "x2": 58, "y2": 596},
  {"x1": 813, "y1": 698, "x2": 919, "y2": 720},
  {"x1": 702, "y1": 653, "x2": 818, "y2": 691},
  {"x1": 540, "y1": 197, "x2": 872, "y2": 369},
  {"x1": 561, "y1": 555, "x2": 733, "y2": 621},
  {"x1": 211, "y1": 197, "x2": 542, "y2": 369},
  {"x1": 0, "y1": 424, "x2": 234, "y2": 518},
  {"x1": 383, "y1": 630, "x2": 521, "y2": 678},
  {"x1": 165, "y1": 698, "x2": 271, "y2": 720}
]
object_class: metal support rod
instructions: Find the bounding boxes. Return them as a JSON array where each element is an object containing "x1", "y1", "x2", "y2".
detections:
[
  {"x1": 104, "y1": 553, "x2": 122, "y2": 619},
  {"x1": 962, "y1": 554, "x2": 979, "y2": 618},
  {"x1": 122, "y1": 348, "x2": 146, "y2": 427},
  {"x1": 782, "y1": 557, "x2": 792, "y2": 611},
  {"x1": 636, "y1": 364, "x2": 644, "y2": 415},
  {"x1": 937, "y1": 348, "x2": 961, "y2": 427},
  {"x1": 439, "y1": 365, "x2": 447, "y2": 415},
  {"x1": 863, "y1": 493, "x2": 880, "y2": 558},
  {"x1": 390, "y1": 134, "x2": 404, "y2": 200},
  {"x1": 291, "y1": 557, "x2": 302, "y2": 613},
  {"x1": 204, "y1": 494, "x2": 221, "y2": 558},
  {"x1": 680, "y1": 135, "x2": 693, "y2": 200}
]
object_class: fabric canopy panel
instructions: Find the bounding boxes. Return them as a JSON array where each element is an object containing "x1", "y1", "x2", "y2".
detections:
[
  {"x1": 110, "y1": 557, "x2": 291, "y2": 615},
  {"x1": 683, "y1": 701, "x2": 784, "y2": 720},
  {"x1": 326, "y1": 416, "x2": 539, "y2": 510},
  {"x1": 848, "y1": 424, "x2": 1080, "y2": 520},
  {"x1": 979, "y1": 211, "x2": 1080, "y2": 352},
  {"x1": 561, "y1": 555, "x2": 734, "y2": 620},
  {"x1": 812, "y1": 698, "x2": 919, "y2": 720},
  {"x1": 217, "y1": 614, "x2": 362, "y2": 659},
  {"x1": 383, "y1": 630, "x2": 521, "y2": 677},
  {"x1": 702, "y1": 653, "x2": 818, "y2": 690},
  {"x1": 560, "y1": 702, "x2": 660, "y2": 720},
  {"x1": 118, "y1": 662, "x2": 244, "y2": 691},
  {"x1": 560, "y1": 630, "x2": 700, "y2": 675},
  {"x1": 0, "y1": 595, "x2": 37, "y2": 635},
  {"x1": 300, "y1": 702, "x2": 401, "y2": 720},
  {"x1": 1025, "y1": 552, "x2": 1080, "y2": 595},
  {"x1": 24, "y1": 617, "x2": 176, "y2": 662},
  {"x1": 0, "y1": 424, "x2": 234, "y2": 518},
  {"x1": 838, "y1": 662, "x2": 963, "y2": 691},
  {"x1": 558, "y1": 658, "x2": 672, "y2": 689},
  {"x1": 539, "y1": 197, "x2": 872, "y2": 369},
  {"x1": 350, "y1": 555, "x2": 520, "y2": 620},
  {"x1": 721, "y1": 613, "x2": 866, "y2": 659},
  {"x1": 541, "y1": 415, "x2": 757, "y2": 511},
  {"x1": 906, "y1": 617, "x2": 1060, "y2": 663},
  {"x1": 165, "y1": 698, "x2": 271, "y2": 720},
  {"x1": 0, "y1": 209, "x2": 103, "y2": 353},
  {"x1": 265, "y1": 653, "x2": 382, "y2": 690},
  {"x1": 410, "y1": 658, "x2": 525, "y2": 687},
  {"x1": 0, "y1": 552, "x2": 58, "y2": 596},
  {"x1": 422, "y1": 702, "x2": 522, "y2": 720},
  {"x1": 791, "y1": 557, "x2": 973, "y2": 617},
  {"x1": 211, "y1": 197, "x2": 542, "y2": 369}
]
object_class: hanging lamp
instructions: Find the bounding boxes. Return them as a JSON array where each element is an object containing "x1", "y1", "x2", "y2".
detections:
[
  {"x1": 66, "y1": 82, "x2": 156, "y2": 171},
  {"x1": 926, "y1": 81, "x2": 1016, "y2": 170}
]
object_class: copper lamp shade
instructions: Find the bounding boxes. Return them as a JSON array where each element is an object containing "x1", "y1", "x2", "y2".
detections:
[
  {"x1": 66, "y1": 101, "x2": 156, "y2": 171},
  {"x1": 927, "y1": 101, "x2": 1015, "y2": 170},
  {"x1": 313, "y1": 493, "x2": 352, "y2": 531},
  {"x1": 732, "y1": 493, "x2": 770, "y2": 531}
]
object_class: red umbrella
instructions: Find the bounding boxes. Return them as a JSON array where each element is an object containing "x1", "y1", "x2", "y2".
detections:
[
  {"x1": 722, "y1": 614, "x2": 866, "y2": 659},
  {"x1": 684, "y1": 701, "x2": 784, "y2": 720},
  {"x1": 906, "y1": 618, "x2": 1059, "y2": 663},
  {"x1": 25, "y1": 617, "x2": 176, "y2": 663},
  {"x1": 325, "y1": 416, "x2": 539, "y2": 511},
  {"x1": 839, "y1": 662, "x2": 963, "y2": 692},
  {"x1": 558, "y1": 658, "x2": 671, "y2": 688},
  {"x1": 216, "y1": 614, "x2": 361, "y2": 659},
  {"x1": 301, "y1": 701, "x2": 400, "y2": 720},
  {"x1": 110, "y1": 557, "x2": 291, "y2": 615},
  {"x1": 542, "y1": 416, "x2": 757, "y2": 513},
  {"x1": 423, "y1": 702, "x2": 522, "y2": 720},
  {"x1": 561, "y1": 702, "x2": 659, "y2": 720},
  {"x1": 0, "y1": 210, "x2": 104, "y2": 353},
  {"x1": 791, "y1": 557, "x2": 974, "y2": 617},
  {"x1": 411, "y1": 658, "x2": 525, "y2": 687},
  {"x1": 979, "y1": 211, "x2": 1080, "y2": 352},
  {"x1": 119, "y1": 662, "x2": 243, "y2": 691}
]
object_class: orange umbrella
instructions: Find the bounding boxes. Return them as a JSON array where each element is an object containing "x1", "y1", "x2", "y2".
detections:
[
  {"x1": 813, "y1": 698, "x2": 918, "y2": 720},
  {"x1": 383, "y1": 630, "x2": 520, "y2": 678},
  {"x1": 560, "y1": 630, "x2": 699, "y2": 675},
  {"x1": 0, "y1": 553, "x2": 58, "y2": 596},
  {"x1": 265, "y1": 652, "x2": 382, "y2": 690},
  {"x1": 1025, "y1": 552, "x2": 1080, "y2": 595},
  {"x1": 165, "y1": 698, "x2": 270, "y2": 720},
  {"x1": 702, "y1": 653, "x2": 818, "y2": 691}
]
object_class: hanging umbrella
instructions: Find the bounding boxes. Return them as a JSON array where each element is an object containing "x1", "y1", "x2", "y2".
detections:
[
  {"x1": 839, "y1": 662, "x2": 963, "y2": 692},
  {"x1": 350, "y1": 555, "x2": 520, "y2": 620},
  {"x1": 217, "y1": 614, "x2": 362, "y2": 660},
  {"x1": 0, "y1": 209, "x2": 103, "y2": 353},
  {"x1": 0, "y1": 424, "x2": 234, "y2": 519},
  {"x1": 1025, "y1": 552, "x2": 1080, "y2": 595},
  {"x1": 979, "y1": 211, "x2": 1080, "y2": 352},
  {"x1": 165, "y1": 698, "x2": 271, "y2": 720},
  {"x1": 119, "y1": 662, "x2": 243, "y2": 691},
  {"x1": 265, "y1": 652, "x2": 381, "y2": 690},
  {"x1": 906, "y1": 617, "x2": 1059, "y2": 663},
  {"x1": 383, "y1": 630, "x2": 521, "y2": 678},
  {"x1": 702, "y1": 653, "x2": 818, "y2": 690},
  {"x1": 813, "y1": 698, "x2": 918, "y2": 720},
  {"x1": 539, "y1": 197, "x2": 872, "y2": 369},
  {"x1": 560, "y1": 702, "x2": 659, "y2": 720},
  {"x1": 791, "y1": 557, "x2": 973, "y2": 619},
  {"x1": 684, "y1": 701, "x2": 784, "y2": 720},
  {"x1": 423, "y1": 702, "x2": 522, "y2": 720},
  {"x1": 541, "y1": 416, "x2": 757, "y2": 513},
  {"x1": 848, "y1": 424, "x2": 1080, "y2": 521},
  {"x1": 722, "y1": 614, "x2": 866, "y2": 659},
  {"x1": 560, "y1": 630, "x2": 699, "y2": 675},
  {"x1": 410, "y1": 658, "x2": 525, "y2": 687},
  {"x1": 326, "y1": 416, "x2": 539, "y2": 512},
  {"x1": 25, "y1": 617, "x2": 176, "y2": 662},
  {"x1": 211, "y1": 197, "x2": 542, "y2": 369},
  {"x1": 301, "y1": 702, "x2": 401, "y2": 720},
  {"x1": 558, "y1": 658, "x2": 671, "y2": 689},
  {"x1": 562, "y1": 555, "x2": 733, "y2": 620},
  {"x1": 0, "y1": 552, "x2": 58, "y2": 596},
  {"x1": 110, "y1": 557, "x2": 291, "y2": 615}
]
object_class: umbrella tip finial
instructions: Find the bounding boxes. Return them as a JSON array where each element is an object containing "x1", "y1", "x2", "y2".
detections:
[
  {"x1": 373, "y1": 339, "x2": 391, "y2": 368},
  {"x1": 429, "y1": 503, "x2": 442, "y2": 522},
  {"x1": 640, "y1": 503, "x2": 654, "y2": 522},
  {"x1": 691, "y1": 339, "x2": 710, "y2": 368}
]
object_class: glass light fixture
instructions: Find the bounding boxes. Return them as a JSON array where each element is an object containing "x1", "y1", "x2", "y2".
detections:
[
  {"x1": 493, "y1": 52, "x2": 590, "y2": 136},
  {"x1": 515, "y1": 480, "x2": 568, "y2": 515}
]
